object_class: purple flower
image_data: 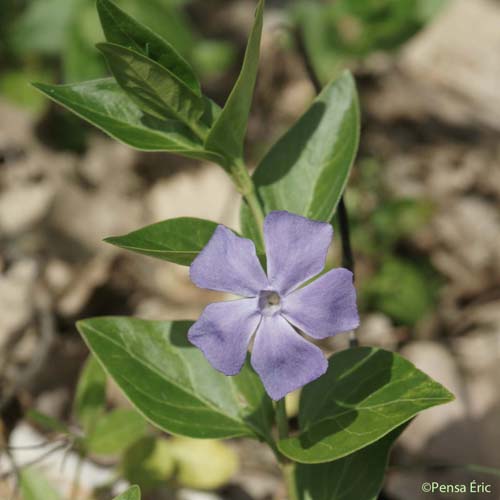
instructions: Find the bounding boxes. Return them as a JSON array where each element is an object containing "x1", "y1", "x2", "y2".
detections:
[{"x1": 188, "y1": 211, "x2": 359, "y2": 400}]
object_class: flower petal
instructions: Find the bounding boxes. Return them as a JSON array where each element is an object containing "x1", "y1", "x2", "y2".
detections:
[
  {"x1": 282, "y1": 268, "x2": 359, "y2": 339},
  {"x1": 190, "y1": 225, "x2": 268, "y2": 296},
  {"x1": 251, "y1": 314, "x2": 327, "y2": 400},
  {"x1": 264, "y1": 211, "x2": 333, "y2": 295},
  {"x1": 188, "y1": 298, "x2": 261, "y2": 376}
]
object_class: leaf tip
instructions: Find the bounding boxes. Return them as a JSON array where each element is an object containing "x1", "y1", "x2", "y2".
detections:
[
  {"x1": 442, "y1": 386, "x2": 456, "y2": 403},
  {"x1": 103, "y1": 235, "x2": 119, "y2": 245},
  {"x1": 31, "y1": 81, "x2": 50, "y2": 94},
  {"x1": 75, "y1": 319, "x2": 86, "y2": 333},
  {"x1": 95, "y1": 42, "x2": 115, "y2": 56}
]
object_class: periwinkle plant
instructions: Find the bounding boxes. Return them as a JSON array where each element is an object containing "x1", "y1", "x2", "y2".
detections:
[
  {"x1": 35, "y1": 0, "x2": 454, "y2": 498},
  {"x1": 189, "y1": 211, "x2": 359, "y2": 401}
]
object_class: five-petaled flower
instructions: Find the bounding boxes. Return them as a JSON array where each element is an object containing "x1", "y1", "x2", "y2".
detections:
[{"x1": 188, "y1": 211, "x2": 359, "y2": 400}]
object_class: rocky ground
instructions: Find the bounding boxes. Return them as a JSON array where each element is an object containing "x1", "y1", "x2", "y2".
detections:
[{"x1": 1, "y1": 0, "x2": 500, "y2": 498}]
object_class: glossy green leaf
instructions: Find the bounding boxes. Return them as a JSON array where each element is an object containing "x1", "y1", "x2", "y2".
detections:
[
  {"x1": 97, "y1": 0, "x2": 200, "y2": 95},
  {"x1": 19, "y1": 468, "x2": 62, "y2": 500},
  {"x1": 86, "y1": 409, "x2": 148, "y2": 455},
  {"x1": 294, "y1": 425, "x2": 406, "y2": 500},
  {"x1": 279, "y1": 347, "x2": 454, "y2": 464},
  {"x1": 205, "y1": 0, "x2": 264, "y2": 162},
  {"x1": 33, "y1": 79, "x2": 222, "y2": 162},
  {"x1": 74, "y1": 354, "x2": 106, "y2": 432},
  {"x1": 241, "y1": 71, "x2": 359, "y2": 241},
  {"x1": 104, "y1": 217, "x2": 218, "y2": 266},
  {"x1": 113, "y1": 485, "x2": 141, "y2": 500},
  {"x1": 77, "y1": 317, "x2": 274, "y2": 441},
  {"x1": 97, "y1": 43, "x2": 208, "y2": 138}
]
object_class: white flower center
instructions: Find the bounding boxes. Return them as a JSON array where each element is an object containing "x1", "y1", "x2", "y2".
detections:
[{"x1": 258, "y1": 290, "x2": 281, "y2": 316}]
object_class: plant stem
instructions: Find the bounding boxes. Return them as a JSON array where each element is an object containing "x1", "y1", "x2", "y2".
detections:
[
  {"x1": 230, "y1": 159, "x2": 265, "y2": 246},
  {"x1": 338, "y1": 197, "x2": 358, "y2": 348},
  {"x1": 275, "y1": 398, "x2": 289, "y2": 440},
  {"x1": 337, "y1": 197, "x2": 355, "y2": 275},
  {"x1": 295, "y1": 26, "x2": 359, "y2": 348},
  {"x1": 283, "y1": 462, "x2": 299, "y2": 500},
  {"x1": 274, "y1": 399, "x2": 300, "y2": 500}
]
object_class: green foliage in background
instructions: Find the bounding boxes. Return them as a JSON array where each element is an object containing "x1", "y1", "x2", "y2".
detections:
[
  {"x1": 0, "y1": 0, "x2": 234, "y2": 112},
  {"x1": 294, "y1": 0, "x2": 448, "y2": 83},
  {"x1": 19, "y1": 469, "x2": 62, "y2": 500},
  {"x1": 348, "y1": 160, "x2": 442, "y2": 326}
]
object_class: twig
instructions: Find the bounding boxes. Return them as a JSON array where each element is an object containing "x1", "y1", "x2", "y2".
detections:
[
  {"x1": 6, "y1": 438, "x2": 66, "y2": 451},
  {"x1": 0, "y1": 442, "x2": 68, "y2": 480},
  {"x1": 70, "y1": 455, "x2": 84, "y2": 500}
]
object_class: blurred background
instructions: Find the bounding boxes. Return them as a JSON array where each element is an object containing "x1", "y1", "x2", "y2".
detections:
[{"x1": 1, "y1": 0, "x2": 499, "y2": 498}]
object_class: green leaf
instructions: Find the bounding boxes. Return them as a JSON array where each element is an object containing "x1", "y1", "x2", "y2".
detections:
[
  {"x1": 205, "y1": 0, "x2": 265, "y2": 162},
  {"x1": 113, "y1": 485, "x2": 141, "y2": 500},
  {"x1": 279, "y1": 347, "x2": 454, "y2": 464},
  {"x1": 76, "y1": 317, "x2": 274, "y2": 441},
  {"x1": 74, "y1": 354, "x2": 106, "y2": 432},
  {"x1": 97, "y1": 42, "x2": 208, "y2": 138},
  {"x1": 19, "y1": 468, "x2": 62, "y2": 500},
  {"x1": 0, "y1": 70, "x2": 51, "y2": 113},
  {"x1": 363, "y1": 257, "x2": 439, "y2": 326},
  {"x1": 191, "y1": 40, "x2": 236, "y2": 78},
  {"x1": 122, "y1": 437, "x2": 175, "y2": 491},
  {"x1": 33, "y1": 79, "x2": 223, "y2": 162},
  {"x1": 9, "y1": 0, "x2": 80, "y2": 56},
  {"x1": 86, "y1": 409, "x2": 148, "y2": 455},
  {"x1": 104, "y1": 217, "x2": 218, "y2": 266},
  {"x1": 64, "y1": 5, "x2": 106, "y2": 83},
  {"x1": 118, "y1": 0, "x2": 195, "y2": 59},
  {"x1": 294, "y1": 425, "x2": 406, "y2": 500},
  {"x1": 242, "y1": 71, "x2": 359, "y2": 241},
  {"x1": 26, "y1": 410, "x2": 69, "y2": 434},
  {"x1": 294, "y1": 1, "x2": 346, "y2": 84},
  {"x1": 169, "y1": 437, "x2": 239, "y2": 490},
  {"x1": 97, "y1": 0, "x2": 200, "y2": 95}
]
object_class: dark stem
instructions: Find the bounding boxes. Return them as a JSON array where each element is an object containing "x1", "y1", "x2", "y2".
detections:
[
  {"x1": 337, "y1": 197, "x2": 355, "y2": 274},
  {"x1": 295, "y1": 27, "x2": 358, "y2": 348},
  {"x1": 295, "y1": 28, "x2": 322, "y2": 94}
]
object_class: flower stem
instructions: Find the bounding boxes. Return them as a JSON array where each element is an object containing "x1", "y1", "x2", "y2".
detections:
[
  {"x1": 275, "y1": 398, "x2": 289, "y2": 440},
  {"x1": 275, "y1": 399, "x2": 300, "y2": 499}
]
